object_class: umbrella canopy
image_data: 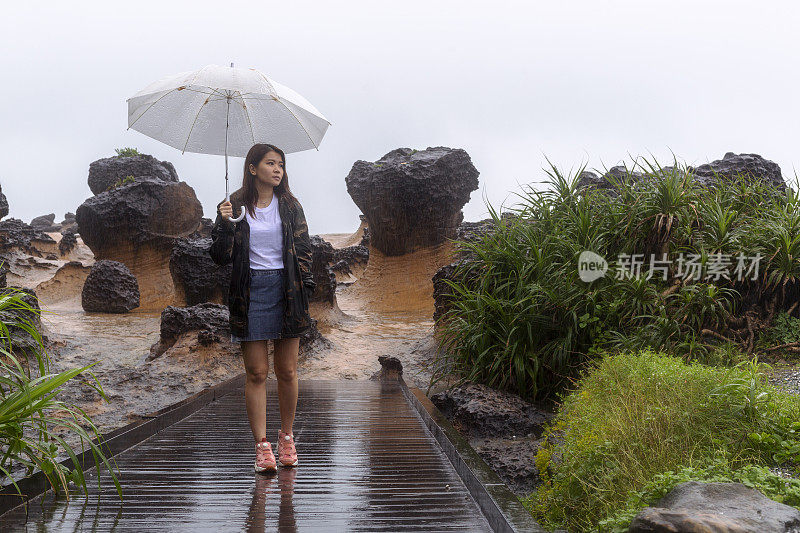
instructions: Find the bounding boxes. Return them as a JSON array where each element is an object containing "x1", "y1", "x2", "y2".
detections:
[
  {"x1": 126, "y1": 63, "x2": 331, "y2": 220},
  {"x1": 127, "y1": 64, "x2": 330, "y2": 155}
]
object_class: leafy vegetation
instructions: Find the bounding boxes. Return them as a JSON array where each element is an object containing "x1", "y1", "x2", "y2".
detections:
[
  {"x1": 0, "y1": 280, "x2": 122, "y2": 510},
  {"x1": 105, "y1": 175, "x2": 135, "y2": 191},
  {"x1": 525, "y1": 350, "x2": 800, "y2": 532},
  {"x1": 433, "y1": 157, "x2": 800, "y2": 401},
  {"x1": 114, "y1": 147, "x2": 140, "y2": 157}
]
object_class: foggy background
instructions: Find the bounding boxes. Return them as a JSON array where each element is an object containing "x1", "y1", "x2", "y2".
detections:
[{"x1": 1, "y1": 0, "x2": 798, "y2": 234}]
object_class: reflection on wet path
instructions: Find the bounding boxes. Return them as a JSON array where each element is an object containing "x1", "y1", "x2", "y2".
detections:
[{"x1": 0, "y1": 380, "x2": 491, "y2": 531}]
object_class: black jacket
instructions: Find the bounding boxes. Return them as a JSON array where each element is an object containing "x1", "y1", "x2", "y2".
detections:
[{"x1": 208, "y1": 188, "x2": 316, "y2": 338}]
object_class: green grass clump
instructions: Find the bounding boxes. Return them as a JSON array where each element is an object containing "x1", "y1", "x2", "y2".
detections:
[
  {"x1": 114, "y1": 147, "x2": 140, "y2": 157},
  {"x1": 526, "y1": 350, "x2": 800, "y2": 532}
]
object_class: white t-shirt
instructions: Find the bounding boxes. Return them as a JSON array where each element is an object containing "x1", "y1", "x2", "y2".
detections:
[{"x1": 245, "y1": 195, "x2": 284, "y2": 269}]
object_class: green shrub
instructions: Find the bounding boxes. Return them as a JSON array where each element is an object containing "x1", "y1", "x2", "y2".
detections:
[
  {"x1": 433, "y1": 156, "x2": 797, "y2": 402},
  {"x1": 114, "y1": 147, "x2": 140, "y2": 157},
  {"x1": 0, "y1": 282, "x2": 122, "y2": 510},
  {"x1": 526, "y1": 350, "x2": 800, "y2": 532}
]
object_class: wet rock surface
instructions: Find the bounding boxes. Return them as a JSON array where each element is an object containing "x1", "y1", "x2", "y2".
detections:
[
  {"x1": 345, "y1": 146, "x2": 479, "y2": 255},
  {"x1": 169, "y1": 236, "x2": 230, "y2": 306},
  {"x1": 81, "y1": 259, "x2": 140, "y2": 312},
  {"x1": 431, "y1": 382, "x2": 553, "y2": 438},
  {"x1": 149, "y1": 302, "x2": 230, "y2": 359},
  {"x1": 629, "y1": 481, "x2": 800, "y2": 533},
  {"x1": 309, "y1": 235, "x2": 338, "y2": 304},
  {"x1": 58, "y1": 231, "x2": 78, "y2": 256},
  {"x1": 430, "y1": 382, "x2": 554, "y2": 496},
  {"x1": 0, "y1": 218, "x2": 57, "y2": 256},
  {"x1": 88, "y1": 154, "x2": 179, "y2": 195},
  {"x1": 576, "y1": 152, "x2": 787, "y2": 195},
  {"x1": 75, "y1": 177, "x2": 203, "y2": 309},
  {"x1": 690, "y1": 152, "x2": 786, "y2": 191}
]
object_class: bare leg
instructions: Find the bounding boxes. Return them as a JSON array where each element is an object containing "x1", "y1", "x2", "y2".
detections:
[
  {"x1": 273, "y1": 337, "x2": 300, "y2": 434},
  {"x1": 242, "y1": 340, "x2": 270, "y2": 442}
]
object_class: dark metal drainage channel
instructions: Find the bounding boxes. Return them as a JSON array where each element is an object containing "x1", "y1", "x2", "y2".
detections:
[{"x1": 0, "y1": 378, "x2": 506, "y2": 531}]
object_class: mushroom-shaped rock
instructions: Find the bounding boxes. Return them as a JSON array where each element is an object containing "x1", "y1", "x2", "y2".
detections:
[
  {"x1": 345, "y1": 147, "x2": 480, "y2": 255},
  {"x1": 88, "y1": 154, "x2": 179, "y2": 195},
  {"x1": 75, "y1": 178, "x2": 203, "y2": 310},
  {"x1": 689, "y1": 152, "x2": 786, "y2": 191},
  {"x1": 169, "y1": 237, "x2": 231, "y2": 306},
  {"x1": 30, "y1": 213, "x2": 57, "y2": 231},
  {"x1": 81, "y1": 259, "x2": 140, "y2": 313}
]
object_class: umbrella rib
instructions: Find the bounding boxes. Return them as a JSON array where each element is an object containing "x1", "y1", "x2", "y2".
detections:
[
  {"x1": 181, "y1": 96, "x2": 213, "y2": 154},
  {"x1": 273, "y1": 97, "x2": 318, "y2": 149},
  {"x1": 240, "y1": 96, "x2": 257, "y2": 147},
  {"x1": 128, "y1": 87, "x2": 181, "y2": 130}
]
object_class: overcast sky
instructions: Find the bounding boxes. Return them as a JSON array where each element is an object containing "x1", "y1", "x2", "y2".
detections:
[{"x1": 2, "y1": 1, "x2": 799, "y2": 234}]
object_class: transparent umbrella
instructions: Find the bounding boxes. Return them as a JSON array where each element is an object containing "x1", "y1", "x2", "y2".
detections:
[{"x1": 126, "y1": 63, "x2": 331, "y2": 221}]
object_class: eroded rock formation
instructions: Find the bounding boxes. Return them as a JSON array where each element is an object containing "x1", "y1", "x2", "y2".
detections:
[
  {"x1": 149, "y1": 302, "x2": 230, "y2": 359},
  {"x1": 81, "y1": 259, "x2": 140, "y2": 313},
  {"x1": 345, "y1": 147, "x2": 479, "y2": 255},
  {"x1": 75, "y1": 177, "x2": 203, "y2": 310},
  {"x1": 169, "y1": 236, "x2": 231, "y2": 307},
  {"x1": 88, "y1": 154, "x2": 179, "y2": 195},
  {"x1": 577, "y1": 152, "x2": 787, "y2": 195}
]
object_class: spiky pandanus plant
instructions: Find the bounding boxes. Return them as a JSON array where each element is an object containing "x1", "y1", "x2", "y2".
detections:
[
  {"x1": 433, "y1": 156, "x2": 800, "y2": 401},
  {"x1": 0, "y1": 279, "x2": 122, "y2": 512}
]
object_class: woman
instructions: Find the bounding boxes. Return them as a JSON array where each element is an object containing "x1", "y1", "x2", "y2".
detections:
[{"x1": 209, "y1": 143, "x2": 316, "y2": 474}]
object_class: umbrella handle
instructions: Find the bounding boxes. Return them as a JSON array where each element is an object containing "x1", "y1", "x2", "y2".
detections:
[{"x1": 226, "y1": 193, "x2": 246, "y2": 223}]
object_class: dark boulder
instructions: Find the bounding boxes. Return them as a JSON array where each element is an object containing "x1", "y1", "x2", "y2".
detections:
[
  {"x1": 430, "y1": 382, "x2": 553, "y2": 439},
  {"x1": 169, "y1": 236, "x2": 231, "y2": 306},
  {"x1": 473, "y1": 438, "x2": 542, "y2": 496},
  {"x1": 88, "y1": 154, "x2": 179, "y2": 195},
  {"x1": 58, "y1": 232, "x2": 78, "y2": 256},
  {"x1": 30, "y1": 213, "x2": 59, "y2": 232},
  {"x1": 331, "y1": 244, "x2": 369, "y2": 277},
  {"x1": 75, "y1": 177, "x2": 203, "y2": 309},
  {"x1": 149, "y1": 302, "x2": 230, "y2": 358},
  {"x1": 59, "y1": 212, "x2": 79, "y2": 235},
  {"x1": 345, "y1": 147, "x2": 480, "y2": 255},
  {"x1": 309, "y1": 235, "x2": 337, "y2": 304},
  {"x1": 629, "y1": 481, "x2": 800, "y2": 533},
  {"x1": 0, "y1": 218, "x2": 57, "y2": 256},
  {"x1": 690, "y1": 152, "x2": 786, "y2": 191},
  {"x1": 81, "y1": 259, "x2": 140, "y2": 313}
]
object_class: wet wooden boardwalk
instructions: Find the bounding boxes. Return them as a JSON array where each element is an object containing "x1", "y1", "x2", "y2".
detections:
[{"x1": 1, "y1": 380, "x2": 494, "y2": 531}]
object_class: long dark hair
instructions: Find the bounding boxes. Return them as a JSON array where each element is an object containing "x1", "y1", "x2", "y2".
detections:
[{"x1": 242, "y1": 143, "x2": 299, "y2": 218}]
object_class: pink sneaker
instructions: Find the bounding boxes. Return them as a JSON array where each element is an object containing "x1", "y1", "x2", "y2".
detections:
[
  {"x1": 255, "y1": 438, "x2": 277, "y2": 473},
  {"x1": 277, "y1": 430, "x2": 298, "y2": 467}
]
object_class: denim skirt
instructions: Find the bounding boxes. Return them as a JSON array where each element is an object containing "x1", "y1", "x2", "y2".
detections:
[{"x1": 230, "y1": 267, "x2": 285, "y2": 342}]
